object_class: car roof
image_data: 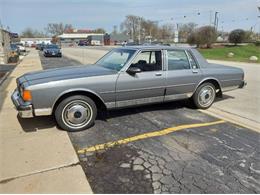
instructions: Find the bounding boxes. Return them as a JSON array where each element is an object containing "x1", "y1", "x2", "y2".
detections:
[{"x1": 121, "y1": 45, "x2": 194, "y2": 51}]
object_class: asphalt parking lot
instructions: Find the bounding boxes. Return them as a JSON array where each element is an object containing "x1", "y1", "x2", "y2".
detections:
[{"x1": 39, "y1": 51, "x2": 260, "y2": 193}]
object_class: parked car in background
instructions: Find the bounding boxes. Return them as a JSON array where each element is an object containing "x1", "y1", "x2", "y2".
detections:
[
  {"x1": 12, "y1": 46, "x2": 246, "y2": 131},
  {"x1": 13, "y1": 43, "x2": 26, "y2": 53},
  {"x1": 43, "y1": 44, "x2": 62, "y2": 57},
  {"x1": 40, "y1": 44, "x2": 46, "y2": 51},
  {"x1": 8, "y1": 44, "x2": 20, "y2": 63},
  {"x1": 36, "y1": 43, "x2": 45, "y2": 50},
  {"x1": 78, "y1": 40, "x2": 88, "y2": 46},
  {"x1": 36, "y1": 44, "x2": 42, "y2": 50},
  {"x1": 10, "y1": 43, "x2": 20, "y2": 55}
]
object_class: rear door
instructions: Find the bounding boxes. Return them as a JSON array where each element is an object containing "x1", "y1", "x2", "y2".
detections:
[
  {"x1": 116, "y1": 50, "x2": 166, "y2": 107},
  {"x1": 165, "y1": 49, "x2": 202, "y2": 101}
]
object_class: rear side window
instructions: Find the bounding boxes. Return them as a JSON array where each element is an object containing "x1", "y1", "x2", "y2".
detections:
[{"x1": 167, "y1": 50, "x2": 190, "y2": 70}]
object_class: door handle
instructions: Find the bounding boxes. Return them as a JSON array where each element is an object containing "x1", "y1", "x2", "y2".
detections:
[
  {"x1": 192, "y1": 69, "x2": 198, "y2": 73},
  {"x1": 155, "y1": 73, "x2": 162, "y2": 76}
]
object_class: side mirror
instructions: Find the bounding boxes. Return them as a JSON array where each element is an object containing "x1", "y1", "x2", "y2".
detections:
[{"x1": 127, "y1": 67, "x2": 141, "y2": 75}]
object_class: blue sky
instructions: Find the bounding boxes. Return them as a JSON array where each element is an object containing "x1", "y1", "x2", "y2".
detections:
[{"x1": 0, "y1": 0, "x2": 259, "y2": 33}]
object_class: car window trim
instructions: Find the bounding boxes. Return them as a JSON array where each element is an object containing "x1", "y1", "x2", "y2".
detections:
[{"x1": 185, "y1": 50, "x2": 200, "y2": 69}]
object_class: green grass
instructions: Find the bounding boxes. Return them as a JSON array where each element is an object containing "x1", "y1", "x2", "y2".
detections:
[{"x1": 198, "y1": 44, "x2": 260, "y2": 63}]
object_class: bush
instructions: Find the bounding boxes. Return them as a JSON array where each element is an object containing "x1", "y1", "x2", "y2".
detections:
[
  {"x1": 187, "y1": 26, "x2": 217, "y2": 48},
  {"x1": 229, "y1": 29, "x2": 246, "y2": 45},
  {"x1": 187, "y1": 32, "x2": 197, "y2": 46},
  {"x1": 254, "y1": 41, "x2": 260, "y2": 46}
]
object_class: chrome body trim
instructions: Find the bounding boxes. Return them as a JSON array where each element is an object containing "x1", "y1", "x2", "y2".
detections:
[
  {"x1": 164, "y1": 93, "x2": 193, "y2": 101},
  {"x1": 116, "y1": 96, "x2": 164, "y2": 108}
]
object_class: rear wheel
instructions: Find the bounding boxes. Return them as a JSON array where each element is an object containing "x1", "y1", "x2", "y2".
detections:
[
  {"x1": 55, "y1": 95, "x2": 97, "y2": 131},
  {"x1": 192, "y1": 82, "x2": 216, "y2": 109}
]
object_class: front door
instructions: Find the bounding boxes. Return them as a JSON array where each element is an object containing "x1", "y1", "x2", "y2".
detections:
[{"x1": 116, "y1": 50, "x2": 166, "y2": 108}]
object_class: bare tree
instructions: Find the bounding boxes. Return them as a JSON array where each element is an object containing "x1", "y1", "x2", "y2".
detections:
[
  {"x1": 94, "y1": 28, "x2": 106, "y2": 34},
  {"x1": 121, "y1": 15, "x2": 143, "y2": 42},
  {"x1": 45, "y1": 23, "x2": 73, "y2": 36},
  {"x1": 121, "y1": 15, "x2": 175, "y2": 43},
  {"x1": 158, "y1": 24, "x2": 174, "y2": 41},
  {"x1": 179, "y1": 23, "x2": 197, "y2": 42},
  {"x1": 21, "y1": 27, "x2": 47, "y2": 38}
]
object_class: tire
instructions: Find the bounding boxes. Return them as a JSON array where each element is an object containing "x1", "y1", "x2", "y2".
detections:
[
  {"x1": 192, "y1": 82, "x2": 216, "y2": 109},
  {"x1": 55, "y1": 95, "x2": 97, "y2": 131}
]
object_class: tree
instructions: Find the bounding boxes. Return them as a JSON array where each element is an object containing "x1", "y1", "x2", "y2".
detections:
[
  {"x1": 197, "y1": 26, "x2": 217, "y2": 48},
  {"x1": 187, "y1": 26, "x2": 217, "y2": 48},
  {"x1": 45, "y1": 23, "x2": 73, "y2": 36},
  {"x1": 158, "y1": 24, "x2": 174, "y2": 41},
  {"x1": 228, "y1": 29, "x2": 246, "y2": 45},
  {"x1": 179, "y1": 23, "x2": 197, "y2": 42},
  {"x1": 20, "y1": 27, "x2": 46, "y2": 38},
  {"x1": 94, "y1": 28, "x2": 106, "y2": 34},
  {"x1": 121, "y1": 15, "x2": 143, "y2": 42},
  {"x1": 187, "y1": 32, "x2": 198, "y2": 46}
]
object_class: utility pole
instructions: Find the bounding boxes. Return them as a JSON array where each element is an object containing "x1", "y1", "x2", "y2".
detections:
[
  {"x1": 138, "y1": 18, "x2": 141, "y2": 44},
  {"x1": 258, "y1": 6, "x2": 260, "y2": 40},
  {"x1": 214, "y1": 11, "x2": 219, "y2": 31}
]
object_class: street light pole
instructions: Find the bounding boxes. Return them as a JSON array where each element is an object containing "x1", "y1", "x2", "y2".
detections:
[
  {"x1": 258, "y1": 6, "x2": 260, "y2": 40},
  {"x1": 214, "y1": 11, "x2": 219, "y2": 31}
]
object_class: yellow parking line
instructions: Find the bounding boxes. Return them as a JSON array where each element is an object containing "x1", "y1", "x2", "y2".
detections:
[{"x1": 77, "y1": 120, "x2": 225, "y2": 154}]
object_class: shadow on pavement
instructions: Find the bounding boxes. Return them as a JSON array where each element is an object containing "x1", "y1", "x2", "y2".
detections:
[
  {"x1": 17, "y1": 115, "x2": 57, "y2": 132},
  {"x1": 215, "y1": 94, "x2": 235, "y2": 102},
  {"x1": 99, "y1": 99, "x2": 193, "y2": 121},
  {"x1": 15, "y1": 96, "x2": 234, "y2": 133}
]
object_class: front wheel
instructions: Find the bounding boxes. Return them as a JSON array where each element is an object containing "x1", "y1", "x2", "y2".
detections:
[
  {"x1": 192, "y1": 83, "x2": 216, "y2": 109},
  {"x1": 55, "y1": 95, "x2": 97, "y2": 131}
]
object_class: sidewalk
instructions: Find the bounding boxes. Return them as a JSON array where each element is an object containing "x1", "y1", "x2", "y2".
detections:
[
  {"x1": 206, "y1": 59, "x2": 260, "y2": 132},
  {"x1": 0, "y1": 50, "x2": 93, "y2": 193}
]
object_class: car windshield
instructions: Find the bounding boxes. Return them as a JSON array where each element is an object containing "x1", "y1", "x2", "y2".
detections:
[
  {"x1": 46, "y1": 44, "x2": 58, "y2": 49},
  {"x1": 95, "y1": 49, "x2": 136, "y2": 71}
]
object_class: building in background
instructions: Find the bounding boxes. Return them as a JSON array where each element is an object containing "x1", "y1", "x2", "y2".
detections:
[
  {"x1": 104, "y1": 33, "x2": 130, "y2": 45},
  {"x1": 58, "y1": 29, "x2": 104, "y2": 46},
  {"x1": 0, "y1": 29, "x2": 11, "y2": 64}
]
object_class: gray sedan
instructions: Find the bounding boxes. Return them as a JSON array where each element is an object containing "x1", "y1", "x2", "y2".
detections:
[{"x1": 12, "y1": 46, "x2": 246, "y2": 131}]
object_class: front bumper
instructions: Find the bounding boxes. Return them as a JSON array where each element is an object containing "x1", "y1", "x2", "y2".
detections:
[
  {"x1": 11, "y1": 89, "x2": 34, "y2": 118},
  {"x1": 239, "y1": 80, "x2": 247, "y2": 88},
  {"x1": 44, "y1": 52, "x2": 61, "y2": 57}
]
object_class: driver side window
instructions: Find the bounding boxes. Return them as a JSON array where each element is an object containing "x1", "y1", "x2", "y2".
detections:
[{"x1": 130, "y1": 51, "x2": 162, "y2": 72}]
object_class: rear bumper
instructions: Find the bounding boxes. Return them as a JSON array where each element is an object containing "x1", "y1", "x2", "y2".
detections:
[
  {"x1": 239, "y1": 80, "x2": 247, "y2": 88},
  {"x1": 11, "y1": 89, "x2": 34, "y2": 118}
]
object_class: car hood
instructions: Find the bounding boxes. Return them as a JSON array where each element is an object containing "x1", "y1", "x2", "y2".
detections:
[{"x1": 20, "y1": 65, "x2": 117, "y2": 85}]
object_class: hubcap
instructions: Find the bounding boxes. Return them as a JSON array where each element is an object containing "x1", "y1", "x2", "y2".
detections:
[
  {"x1": 198, "y1": 86, "x2": 215, "y2": 107},
  {"x1": 62, "y1": 100, "x2": 93, "y2": 129}
]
